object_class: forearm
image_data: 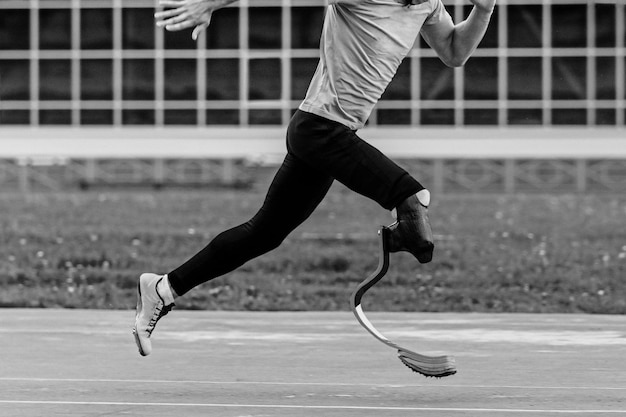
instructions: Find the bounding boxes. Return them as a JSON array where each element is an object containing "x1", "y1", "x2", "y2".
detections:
[{"x1": 448, "y1": 6, "x2": 493, "y2": 66}]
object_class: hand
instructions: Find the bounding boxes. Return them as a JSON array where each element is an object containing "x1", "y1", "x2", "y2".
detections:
[
  {"x1": 154, "y1": 0, "x2": 217, "y2": 41},
  {"x1": 468, "y1": 0, "x2": 496, "y2": 14}
]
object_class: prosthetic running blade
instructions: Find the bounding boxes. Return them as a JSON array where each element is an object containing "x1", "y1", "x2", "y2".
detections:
[{"x1": 350, "y1": 226, "x2": 456, "y2": 378}]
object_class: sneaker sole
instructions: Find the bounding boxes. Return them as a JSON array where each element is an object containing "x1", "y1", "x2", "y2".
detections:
[{"x1": 133, "y1": 278, "x2": 149, "y2": 356}]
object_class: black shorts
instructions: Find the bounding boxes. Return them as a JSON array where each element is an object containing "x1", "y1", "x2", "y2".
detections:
[{"x1": 287, "y1": 110, "x2": 422, "y2": 210}]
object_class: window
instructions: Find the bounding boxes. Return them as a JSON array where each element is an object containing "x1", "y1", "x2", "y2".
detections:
[
  {"x1": 508, "y1": 5, "x2": 542, "y2": 48},
  {"x1": 508, "y1": 58, "x2": 542, "y2": 100},
  {"x1": 249, "y1": 59, "x2": 281, "y2": 100},
  {"x1": 40, "y1": 60, "x2": 71, "y2": 100},
  {"x1": 81, "y1": 60, "x2": 113, "y2": 100},
  {"x1": 0, "y1": 60, "x2": 30, "y2": 100},
  {"x1": 206, "y1": 59, "x2": 239, "y2": 100},
  {"x1": 40, "y1": 9, "x2": 71, "y2": 50},
  {"x1": 464, "y1": 58, "x2": 498, "y2": 100},
  {"x1": 291, "y1": 7, "x2": 324, "y2": 49},
  {"x1": 249, "y1": 8, "x2": 281, "y2": 49},
  {"x1": 206, "y1": 8, "x2": 239, "y2": 49},
  {"x1": 164, "y1": 59, "x2": 197, "y2": 100},
  {"x1": 0, "y1": 10, "x2": 29, "y2": 50},
  {"x1": 123, "y1": 9, "x2": 155, "y2": 49},
  {"x1": 123, "y1": 60, "x2": 155, "y2": 101},
  {"x1": 81, "y1": 9, "x2": 113, "y2": 49}
]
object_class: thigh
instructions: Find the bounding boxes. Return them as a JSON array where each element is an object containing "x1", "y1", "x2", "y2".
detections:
[
  {"x1": 253, "y1": 151, "x2": 334, "y2": 235},
  {"x1": 287, "y1": 110, "x2": 422, "y2": 210}
]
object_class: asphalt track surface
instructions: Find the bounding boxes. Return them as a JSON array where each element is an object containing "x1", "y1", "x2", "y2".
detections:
[{"x1": 1, "y1": 309, "x2": 625, "y2": 416}]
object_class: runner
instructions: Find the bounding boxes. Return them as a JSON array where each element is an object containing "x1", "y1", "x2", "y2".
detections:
[{"x1": 134, "y1": 0, "x2": 495, "y2": 356}]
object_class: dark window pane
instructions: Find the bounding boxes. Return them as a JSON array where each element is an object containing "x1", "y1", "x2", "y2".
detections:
[
  {"x1": 508, "y1": 57, "x2": 542, "y2": 100},
  {"x1": 249, "y1": 7, "x2": 281, "y2": 49},
  {"x1": 508, "y1": 109, "x2": 542, "y2": 125},
  {"x1": 0, "y1": 60, "x2": 30, "y2": 100},
  {"x1": 0, "y1": 110, "x2": 30, "y2": 125},
  {"x1": 508, "y1": 5, "x2": 542, "y2": 48},
  {"x1": 165, "y1": 110, "x2": 197, "y2": 125},
  {"x1": 465, "y1": 109, "x2": 498, "y2": 125},
  {"x1": 552, "y1": 5, "x2": 586, "y2": 48},
  {"x1": 552, "y1": 109, "x2": 586, "y2": 125},
  {"x1": 40, "y1": 109, "x2": 71, "y2": 124},
  {"x1": 81, "y1": 60, "x2": 113, "y2": 100},
  {"x1": 81, "y1": 9, "x2": 113, "y2": 49},
  {"x1": 421, "y1": 109, "x2": 454, "y2": 125},
  {"x1": 249, "y1": 109, "x2": 281, "y2": 124},
  {"x1": 464, "y1": 5, "x2": 498, "y2": 48},
  {"x1": 291, "y1": 58, "x2": 317, "y2": 99},
  {"x1": 123, "y1": 60, "x2": 155, "y2": 100},
  {"x1": 40, "y1": 9, "x2": 71, "y2": 50},
  {"x1": 164, "y1": 59, "x2": 197, "y2": 100},
  {"x1": 0, "y1": 10, "x2": 30, "y2": 50},
  {"x1": 81, "y1": 110, "x2": 113, "y2": 125},
  {"x1": 596, "y1": 57, "x2": 615, "y2": 100},
  {"x1": 165, "y1": 29, "x2": 196, "y2": 50},
  {"x1": 123, "y1": 8, "x2": 154, "y2": 49},
  {"x1": 206, "y1": 109, "x2": 239, "y2": 124},
  {"x1": 206, "y1": 8, "x2": 238, "y2": 49},
  {"x1": 596, "y1": 109, "x2": 615, "y2": 125},
  {"x1": 464, "y1": 58, "x2": 498, "y2": 100},
  {"x1": 249, "y1": 59, "x2": 281, "y2": 99},
  {"x1": 596, "y1": 5, "x2": 616, "y2": 48},
  {"x1": 552, "y1": 57, "x2": 586, "y2": 100},
  {"x1": 381, "y1": 59, "x2": 411, "y2": 100},
  {"x1": 378, "y1": 109, "x2": 410, "y2": 125},
  {"x1": 421, "y1": 58, "x2": 454, "y2": 100},
  {"x1": 40, "y1": 60, "x2": 71, "y2": 100},
  {"x1": 123, "y1": 109, "x2": 155, "y2": 124},
  {"x1": 206, "y1": 59, "x2": 239, "y2": 100},
  {"x1": 291, "y1": 7, "x2": 324, "y2": 48}
]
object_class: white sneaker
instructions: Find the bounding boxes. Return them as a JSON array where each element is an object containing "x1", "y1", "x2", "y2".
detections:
[{"x1": 133, "y1": 273, "x2": 175, "y2": 356}]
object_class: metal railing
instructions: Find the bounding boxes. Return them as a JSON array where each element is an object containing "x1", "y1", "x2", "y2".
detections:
[{"x1": 0, "y1": 126, "x2": 624, "y2": 192}]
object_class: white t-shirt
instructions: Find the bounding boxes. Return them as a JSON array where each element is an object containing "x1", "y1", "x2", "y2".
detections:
[{"x1": 299, "y1": 0, "x2": 451, "y2": 130}]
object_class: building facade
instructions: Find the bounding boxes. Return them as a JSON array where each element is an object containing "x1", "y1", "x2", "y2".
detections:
[{"x1": 0, "y1": 0, "x2": 624, "y2": 127}]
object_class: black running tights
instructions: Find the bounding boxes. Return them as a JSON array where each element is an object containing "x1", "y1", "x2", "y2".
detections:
[{"x1": 167, "y1": 110, "x2": 423, "y2": 295}]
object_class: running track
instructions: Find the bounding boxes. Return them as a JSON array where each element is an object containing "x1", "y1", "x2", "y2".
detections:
[{"x1": 1, "y1": 309, "x2": 625, "y2": 416}]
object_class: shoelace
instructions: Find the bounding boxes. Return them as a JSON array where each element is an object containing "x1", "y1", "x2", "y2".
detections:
[{"x1": 145, "y1": 301, "x2": 174, "y2": 336}]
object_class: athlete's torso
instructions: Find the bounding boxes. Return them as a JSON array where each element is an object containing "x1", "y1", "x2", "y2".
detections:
[{"x1": 299, "y1": 0, "x2": 448, "y2": 130}]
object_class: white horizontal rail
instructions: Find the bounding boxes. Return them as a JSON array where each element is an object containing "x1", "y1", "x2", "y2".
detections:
[{"x1": 0, "y1": 127, "x2": 623, "y2": 160}]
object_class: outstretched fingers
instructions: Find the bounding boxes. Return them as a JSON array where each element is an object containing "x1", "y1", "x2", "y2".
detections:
[
  {"x1": 165, "y1": 19, "x2": 196, "y2": 32},
  {"x1": 192, "y1": 19, "x2": 211, "y2": 40},
  {"x1": 154, "y1": 7, "x2": 184, "y2": 20},
  {"x1": 156, "y1": 12, "x2": 191, "y2": 29},
  {"x1": 154, "y1": 0, "x2": 214, "y2": 39}
]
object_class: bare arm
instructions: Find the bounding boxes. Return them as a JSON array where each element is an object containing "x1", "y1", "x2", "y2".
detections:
[
  {"x1": 154, "y1": 0, "x2": 238, "y2": 40},
  {"x1": 421, "y1": 0, "x2": 496, "y2": 67}
]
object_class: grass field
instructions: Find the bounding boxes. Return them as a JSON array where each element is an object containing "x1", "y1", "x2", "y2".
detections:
[{"x1": 0, "y1": 182, "x2": 625, "y2": 313}]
